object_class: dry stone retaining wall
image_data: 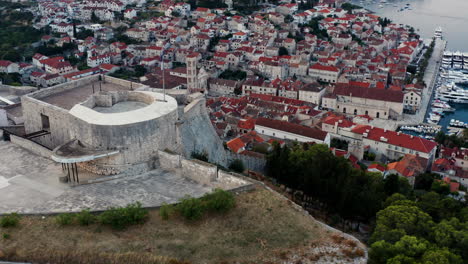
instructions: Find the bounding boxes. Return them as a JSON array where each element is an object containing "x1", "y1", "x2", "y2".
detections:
[
  {"x1": 158, "y1": 150, "x2": 181, "y2": 170},
  {"x1": 181, "y1": 159, "x2": 217, "y2": 185},
  {"x1": 158, "y1": 150, "x2": 253, "y2": 190},
  {"x1": 10, "y1": 134, "x2": 52, "y2": 159}
]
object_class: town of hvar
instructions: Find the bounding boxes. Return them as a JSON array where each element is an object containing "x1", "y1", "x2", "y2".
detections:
[{"x1": 0, "y1": 0, "x2": 466, "y2": 263}]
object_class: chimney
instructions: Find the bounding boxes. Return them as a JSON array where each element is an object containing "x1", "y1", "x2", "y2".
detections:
[
  {"x1": 397, "y1": 132, "x2": 400, "y2": 135},
  {"x1": 410, "y1": 135, "x2": 414, "y2": 139},
  {"x1": 384, "y1": 128, "x2": 387, "y2": 132}
]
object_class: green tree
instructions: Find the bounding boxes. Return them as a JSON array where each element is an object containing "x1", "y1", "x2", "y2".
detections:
[
  {"x1": 382, "y1": 193, "x2": 411, "y2": 208},
  {"x1": 228, "y1": 159, "x2": 245, "y2": 173},
  {"x1": 431, "y1": 180, "x2": 450, "y2": 195},
  {"x1": 278, "y1": 46, "x2": 289, "y2": 56},
  {"x1": 415, "y1": 173, "x2": 439, "y2": 191},
  {"x1": 370, "y1": 204, "x2": 434, "y2": 244},
  {"x1": 134, "y1": 65, "x2": 147, "y2": 77},
  {"x1": 421, "y1": 248, "x2": 463, "y2": 264},
  {"x1": 91, "y1": 11, "x2": 101, "y2": 23},
  {"x1": 384, "y1": 174, "x2": 400, "y2": 196}
]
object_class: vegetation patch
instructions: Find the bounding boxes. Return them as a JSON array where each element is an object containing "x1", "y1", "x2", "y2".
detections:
[
  {"x1": 0, "y1": 188, "x2": 350, "y2": 264},
  {"x1": 0, "y1": 213, "x2": 20, "y2": 228}
]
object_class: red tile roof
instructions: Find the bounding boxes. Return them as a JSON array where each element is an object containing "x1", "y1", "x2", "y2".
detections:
[
  {"x1": 368, "y1": 163, "x2": 386, "y2": 172},
  {"x1": 352, "y1": 125, "x2": 437, "y2": 153},
  {"x1": 334, "y1": 85, "x2": 404, "y2": 103},
  {"x1": 387, "y1": 154, "x2": 428, "y2": 178},
  {"x1": 256, "y1": 117, "x2": 327, "y2": 141},
  {"x1": 238, "y1": 118, "x2": 255, "y2": 130},
  {"x1": 310, "y1": 63, "x2": 339, "y2": 72}
]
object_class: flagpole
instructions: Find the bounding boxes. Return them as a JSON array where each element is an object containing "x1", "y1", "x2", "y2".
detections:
[
  {"x1": 162, "y1": 59, "x2": 166, "y2": 102},
  {"x1": 161, "y1": 50, "x2": 166, "y2": 102}
]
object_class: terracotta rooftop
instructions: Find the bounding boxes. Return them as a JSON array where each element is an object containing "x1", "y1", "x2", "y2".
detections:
[
  {"x1": 352, "y1": 125, "x2": 437, "y2": 153},
  {"x1": 256, "y1": 117, "x2": 327, "y2": 141}
]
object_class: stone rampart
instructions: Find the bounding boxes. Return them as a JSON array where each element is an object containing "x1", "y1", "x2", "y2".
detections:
[
  {"x1": 216, "y1": 170, "x2": 251, "y2": 189},
  {"x1": 104, "y1": 75, "x2": 148, "y2": 90},
  {"x1": 10, "y1": 134, "x2": 52, "y2": 159},
  {"x1": 21, "y1": 95, "x2": 71, "y2": 149},
  {"x1": 158, "y1": 150, "x2": 181, "y2": 170},
  {"x1": 158, "y1": 151, "x2": 253, "y2": 190},
  {"x1": 226, "y1": 152, "x2": 266, "y2": 174},
  {"x1": 180, "y1": 98, "x2": 229, "y2": 166},
  {"x1": 28, "y1": 75, "x2": 100, "y2": 100},
  {"x1": 181, "y1": 158, "x2": 217, "y2": 185}
]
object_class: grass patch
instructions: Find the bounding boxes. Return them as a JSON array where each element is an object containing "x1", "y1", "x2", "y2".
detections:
[
  {"x1": 55, "y1": 213, "x2": 74, "y2": 226},
  {"x1": 0, "y1": 188, "x2": 340, "y2": 264},
  {"x1": 98, "y1": 202, "x2": 148, "y2": 230},
  {"x1": 0, "y1": 213, "x2": 20, "y2": 228}
]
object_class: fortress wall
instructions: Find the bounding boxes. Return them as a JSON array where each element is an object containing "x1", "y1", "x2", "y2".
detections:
[
  {"x1": 158, "y1": 150, "x2": 181, "y2": 170},
  {"x1": 226, "y1": 152, "x2": 266, "y2": 174},
  {"x1": 104, "y1": 75, "x2": 147, "y2": 90},
  {"x1": 27, "y1": 75, "x2": 100, "y2": 99},
  {"x1": 157, "y1": 151, "x2": 253, "y2": 190},
  {"x1": 69, "y1": 107, "x2": 179, "y2": 168},
  {"x1": 216, "y1": 170, "x2": 250, "y2": 189},
  {"x1": 21, "y1": 96, "x2": 71, "y2": 149},
  {"x1": 181, "y1": 158, "x2": 217, "y2": 185},
  {"x1": 180, "y1": 98, "x2": 229, "y2": 166},
  {"x1": 10, "y1": 134, "x2": 52, "y2": 159}
]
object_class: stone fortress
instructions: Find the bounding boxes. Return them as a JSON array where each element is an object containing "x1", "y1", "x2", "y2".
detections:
[
  {"x1": 1, "y1": 74, "x2": 248, "y2": 185},
  {"x1": 0, "y1": 74, "x2": 256, "y2": 214}
]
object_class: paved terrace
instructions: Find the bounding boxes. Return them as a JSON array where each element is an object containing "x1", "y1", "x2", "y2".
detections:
[
  {"x1": 39, "y1": 82, "x2": 131, "y2": 110},
  {"x1": 0, "y1": 141, "x2": 212, "y2": 214}
]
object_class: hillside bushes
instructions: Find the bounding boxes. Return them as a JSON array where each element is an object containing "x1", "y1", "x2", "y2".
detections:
[
  {"x1": 161, "y1": 189, "x2": 236, "y2": 221},
  {"x1": 54, "y1": 202, "x2": 148, "y2": 230}
]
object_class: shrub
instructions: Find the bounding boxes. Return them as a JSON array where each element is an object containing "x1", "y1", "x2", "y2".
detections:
[
  {"x1": 202, "y1": 189, "x2": 236, "y2": 214},
  {"x1": 228, "y1": 159, "x2": 245, "y2": 173},
  {"x1": 98, "y1": 202, "x2": 148, "y2": 230},
  {"x1": 191, "y1": 151, "x2": 208, "y2": 162},
  {"x1": 3, "y1": 233, "x2": 10, "y2": 239},
  {"x1": 159, "y1": 203, "x2": 174, "y2": 220},
  {"x1": 77, "y1": 209, "x2": 95, "y2": 226},
  {"x1": 0, "y1": 213, "x2": 20, "y2": 228},
  {"x1": 177, "y1": 196, "x2": 205, "y2": 221},
  {"x1": 55, "y1": 213, "x2": 74, "y2": 226}
]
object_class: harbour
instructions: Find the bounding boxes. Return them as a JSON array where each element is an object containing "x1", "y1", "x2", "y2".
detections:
[
  {"x1": 350, "y1": 0, "x2": 468, "y2": 51},
  {"x1": 352, "y1": 0, "x2": 468, "y2": 137}
]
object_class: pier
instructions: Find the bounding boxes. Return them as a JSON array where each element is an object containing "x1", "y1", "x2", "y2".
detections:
[{"x1": 417, "y1": 38, "x2": 447, "y2": 124}]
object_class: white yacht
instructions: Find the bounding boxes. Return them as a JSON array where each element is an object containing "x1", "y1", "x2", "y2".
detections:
[{"x1": 438, "y1": 88, "x2": 468, "y2": 104}]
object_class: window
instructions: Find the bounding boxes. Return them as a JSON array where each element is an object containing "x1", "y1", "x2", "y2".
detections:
[
  {"x1": 343, "y1": 107, "x2": 346, "y2": 113},
  {"x1": 41, "y1": 114, "x2": 50, "y2": 131},
  {"x1": 354, "y1": 109, "x2": 357, "y2": 115},
  {"x1": 376, "y1": 112, "x2": 380, "y2": 118}
]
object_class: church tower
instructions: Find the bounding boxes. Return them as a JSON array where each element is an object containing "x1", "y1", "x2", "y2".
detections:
[{"x1": 186, "y1": 52, "x2": 199, "y2": 93}]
